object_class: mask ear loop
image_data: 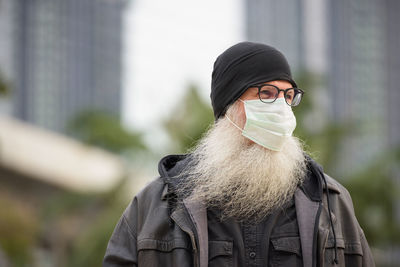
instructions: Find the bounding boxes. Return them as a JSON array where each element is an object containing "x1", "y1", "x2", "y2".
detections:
[
  {"x1": 225, "y1": 114, "x2": 243, "y2": 132},
  {"x1": 225, "y1": 98, "x2": 246, "y2": 132}
]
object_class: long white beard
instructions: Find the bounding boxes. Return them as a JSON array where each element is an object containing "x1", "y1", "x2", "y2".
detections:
[{"x1": 178, "y1": 113, "x2": 307, "y2": 222}]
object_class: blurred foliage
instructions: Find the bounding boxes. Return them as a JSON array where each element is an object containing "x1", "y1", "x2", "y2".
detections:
[
  {"x1": 66, "y1": 193, "x2": 127, "y2": 267},
  {"x1": 343, "y1": 148, "x2": 400, "y2": 246},
  {"x1": 0, "y1": 177, "x2": 129, "y2": 267},
  {"x1": 0, "y1": 197, "x2": 38, "y2": 266},
  {"x1": 41, "y1": 178, "x2": 129, "y2": 267},
  {"x1": 164, "y1": 84, "x2": 214, "y2": 152},
  {"x1": 0, "y1": 71, "x2": 11, "y2": 97},
  {"x1": 67, "y1": 110, "x2": 147, "y2": 154},
  {"x1": 293, "y1": 70, "x2": 352, "y2": 173}
]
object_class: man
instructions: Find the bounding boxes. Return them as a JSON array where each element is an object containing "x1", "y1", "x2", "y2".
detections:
[{"x1": 103, "y1": 42, "x2": 375, "y2": 267}]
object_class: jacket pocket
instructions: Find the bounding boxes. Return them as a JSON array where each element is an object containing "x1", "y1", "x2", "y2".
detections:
[
  {"x1": 137, "y1": 238, "x2": 193, "y2": 267},
  {"x1": 322, "y1": 237, "x2": 345, "y2": 266},
  {"x1": 269, "y1": 236, "x2": 302, "y2": 267},
  {"x1": 208, "y1": 240, "x2": 233, "y2": 267},
  {"x1": 324, "y1": 238, "x2": 363, "y2": 267}
]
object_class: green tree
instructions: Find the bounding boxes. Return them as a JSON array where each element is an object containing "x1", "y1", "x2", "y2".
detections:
[
  {"x1": 0, "y1": 196, "x2": 38, "y2": 266},
  {"x1": 67, "y1": 110, "x2": 147, "y2": 154},
  {"x1": 37, "y1": 178, "x2": 130, "y2": 267},
  {"x1": 66, "y1": 185, "x2": 129, "y2": 267},
  {"x1": 164, "y1": 84, "x2": 214, "y2": 153},
  {"x1": 0, "y1": 71, "x2": 11, "y2": 97},
  {"x1": 293, "y1": 70, "x2": 351, "y2": 174},
  {"x1": 343, "y1": 148, "x2": 400, "y2": 246}
]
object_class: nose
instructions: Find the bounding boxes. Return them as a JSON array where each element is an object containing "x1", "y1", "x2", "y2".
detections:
[{"x1": 277, "y1": 91, "x2": 285, "y2": 99}]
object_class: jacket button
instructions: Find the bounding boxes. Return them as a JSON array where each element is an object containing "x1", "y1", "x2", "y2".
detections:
[{"x1": 249, "y1": 252, "x2": 256, "y2": 258}]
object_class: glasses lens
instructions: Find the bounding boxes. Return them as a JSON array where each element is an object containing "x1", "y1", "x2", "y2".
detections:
[
  {"x1": 289, "y1": 89, "x2": 303, "y2": 106},
  {"x1": 285, "y1": 89, "x2": 295, "y2": 105},
  {"x1": 259, "y1": 85, "x2": 278, "y2": 103}
]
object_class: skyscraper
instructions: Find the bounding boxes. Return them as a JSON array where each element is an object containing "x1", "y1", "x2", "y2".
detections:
[
  {"x1": 245, "y1": 0, "x2": 400, "y2": 175},
  {"x1": 245, "y1": 0, "x2": 304, "y2": 72},
  {"x1": 383, "y1": 0, "x2": 400, "y2": 149},
  {"x1": 328, "y1": 0, "x2": 400, "y2": 172},
  {"x1": 0, "y1": 0, "x2": 13, "y2": 80},
  {"x1": 0, "y1": 0, "x2": 14, "y2": 115},
  {"x1": 7, "y1": 0, "x2": 127, "y2": 133}
]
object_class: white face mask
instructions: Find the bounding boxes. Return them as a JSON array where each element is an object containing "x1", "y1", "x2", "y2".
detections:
[{"x1": 226, "y1": 98, "x2": 297, "y2": 151}]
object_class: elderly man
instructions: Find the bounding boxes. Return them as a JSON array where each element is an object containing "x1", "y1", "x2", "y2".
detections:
[{"x1": 103, "y1": 42, "x2": 375, "y2": 267}]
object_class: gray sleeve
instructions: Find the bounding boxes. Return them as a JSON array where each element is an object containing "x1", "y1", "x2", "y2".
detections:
[
  {"x1": 360, "y1": 229, "x2": 375, "y2": 267},
  {"x1": 103, "y1": 202, "x2": 138, "y2": 267}
]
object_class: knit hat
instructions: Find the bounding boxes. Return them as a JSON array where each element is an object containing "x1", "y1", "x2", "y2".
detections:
[{"x1": 210, "y1": 42, "x2": 297, "y2": 119}]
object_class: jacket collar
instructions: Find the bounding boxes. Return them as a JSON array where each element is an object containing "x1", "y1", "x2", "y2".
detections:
[
  {"x1": 158, "y1": 154, "x2": 192, "y2": 200},
  {"x1": 302, "y1": 155, "x2": 340, "y2": 198},
  {"x1": 300, "y1": 156, "x2": 324, "y2": 202}
]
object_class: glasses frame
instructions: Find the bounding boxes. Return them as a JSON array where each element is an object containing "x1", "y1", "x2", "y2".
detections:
[{"x1": 250, "y1": 84, "x2": 305, "y2": 106}]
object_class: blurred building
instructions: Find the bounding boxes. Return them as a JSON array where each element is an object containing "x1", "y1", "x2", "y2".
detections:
[
  {"x1": 385, "y1": 0, "x2": 400, "y2": 149},
  {"x1": 0, "y1": 0, "x2": 127, "y2": 133},
  {"x1": 0, "y1": 0, "x2": 13, "y2": 80},
  {"x1": 245, "y1": 0, "x2": 304, "y2": 72},
  {"x1": 327, "y1": 0, "x2": 400, "y2": 172},
  {"x1": 245, "y1": 0, "x2": 400, "y2": 175},
  {"x1": 0, "y1": 0, "x2": 14, "y2": 116}
]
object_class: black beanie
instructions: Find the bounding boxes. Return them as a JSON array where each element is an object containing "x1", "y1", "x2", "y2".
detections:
[{"x1": 210, "y1": 42, "x2": 297, "y2": 119}]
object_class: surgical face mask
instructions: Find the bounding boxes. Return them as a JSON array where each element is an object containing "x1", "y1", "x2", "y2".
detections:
[{"x1": 226, "y1": 98, "x2": 297, "y2": 151}]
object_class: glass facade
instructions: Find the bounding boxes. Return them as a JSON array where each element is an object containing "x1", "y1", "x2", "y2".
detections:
[
  {"x1": 245, "y1": 0, "x2": 304, "y2": 72},
  {"x1": 245, "y1": 0, "x2": 400, "y2": 175},
  {"x1": 8, "y1": 0, "x2": 126, "y2": 133},
  {"x1": 328, "y1": 0, "x2": 399, "y2": 172}
]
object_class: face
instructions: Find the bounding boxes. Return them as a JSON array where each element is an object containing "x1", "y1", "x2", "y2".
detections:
[{"x1": 234, "y1": 80, "x2": 293, "y2": 128}]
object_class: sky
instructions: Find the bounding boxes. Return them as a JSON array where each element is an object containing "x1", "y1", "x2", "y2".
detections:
[{"x1": 121, "y1": 0, "x2": 244, "y2": 148}]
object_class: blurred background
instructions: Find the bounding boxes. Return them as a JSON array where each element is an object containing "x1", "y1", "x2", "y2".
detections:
[{"x1": 0, "y1": 0, "x2": 399, "y2": 266}]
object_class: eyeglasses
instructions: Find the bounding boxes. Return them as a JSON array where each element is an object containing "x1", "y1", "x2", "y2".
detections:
[{"x1": 251, "y1": 84, "x2": 304, "y2": 106}]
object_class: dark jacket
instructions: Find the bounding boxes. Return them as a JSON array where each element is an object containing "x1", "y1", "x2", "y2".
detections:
[{"x1": 103, "y1": 154, "x2": 375, "y2": 267}]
